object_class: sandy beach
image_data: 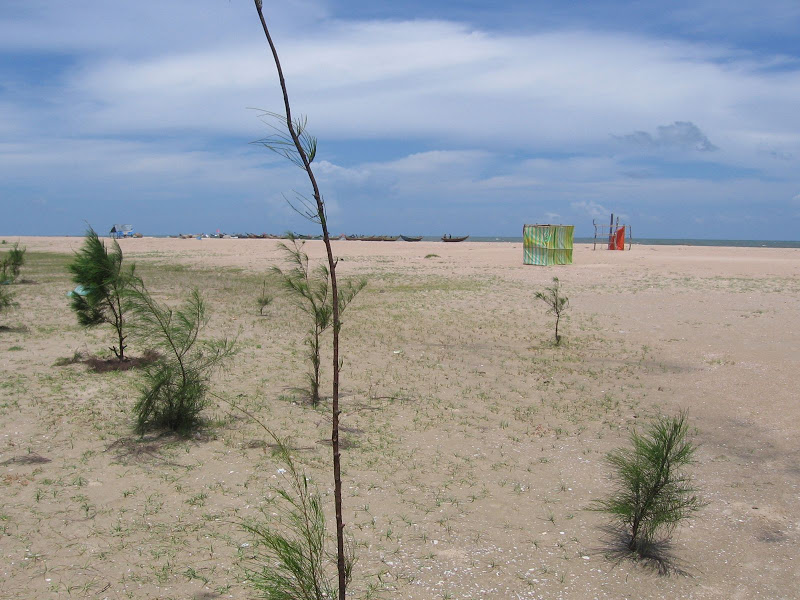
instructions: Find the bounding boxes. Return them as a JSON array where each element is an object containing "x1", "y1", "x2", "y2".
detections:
[{"x1": 1, "y1": 236, "x2": 798, "y2": 599}]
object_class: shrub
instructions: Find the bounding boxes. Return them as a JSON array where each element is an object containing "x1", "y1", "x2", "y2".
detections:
[
  {"x1": 68, "y1": 228, "x2": 135, "y2": 360},
  {"x1": 272, "y1": 235, "x2": 365, "y2": 405},
  {"x1": 126, "y1": 281, "x2": 236, "y2": 433},
  {"x1": 257, "y1": 279, "x2": 274, "y2": 316},
  {"x1": 593, "y1": 411, "x2": 704, "y2": 558},
  {"x1": 0, "y1": 285, "x2": 16, "y2": 316},
  {"x1": 535, "y1": 276, "x2": 569, "y2": 345},
  {"x1": 242, "y1": 435, "x2": 354, "y2": 600},
  {"x1": 0, "y1": 242, "x2": 26, "y2": 283}
]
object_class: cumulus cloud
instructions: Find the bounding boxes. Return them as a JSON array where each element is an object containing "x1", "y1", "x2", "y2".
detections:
[
  {"x1": 570, "y1": 200, "x2": 609, "y2": 218},
  {"x1": 615, "y1": 121, "x2": 718, "y2": 152},
  {"x1": 2, "y1": 2, "x2": 800, "y2": 237}
]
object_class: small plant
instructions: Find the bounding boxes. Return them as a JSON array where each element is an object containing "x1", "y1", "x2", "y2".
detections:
[
  {"x1": 257, "y1": 279, "x2": 274, "y2": 316},
  {"x1": 272, "y1": 235, "x2": 365, "y2": 405},
  {"x1": 424, "y1": 253, "x2": 439, "y2": 259},
  {"x1": 0, "y1": 242, "x2": 26, "y2": 284},
  {"x1": 535, "y1": 276, "x2": 569, "y2": 345},
  {"x1": 242, "y1": 436, "x2": 354, "y2": 600},
  {"x1": 235, "y1": 403, "x2": 354, "y2": 600},
  {"x1": 0, "y1": 286, "x2": 16, "y2": 317},
  {"x1": 593, "y1": 411, "x2": 704, "y2": 558},
  {"x1": 68, "y1": 228, "x2": 135, "y2": 361},
  {"x1": 126, "y1": 280, "x2": 236, "y2": 433}
]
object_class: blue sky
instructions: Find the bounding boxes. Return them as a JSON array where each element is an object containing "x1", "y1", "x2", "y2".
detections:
[{"x1": 1, "y1": 1, "x2": 799, "y2": 238}]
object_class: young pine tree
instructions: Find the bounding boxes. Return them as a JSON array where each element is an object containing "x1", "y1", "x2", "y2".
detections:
[
  {"x1": 0, "y1": 242, "x2": 26, "y2": 284},
  {"x1": 257, "y1": 279, "x2": 274, "y2": 316},
  {"x1": 272, "y1": 235, "x2": 365, "y2": 406},
  {"x1": 242, "y1": 428, "x2": 354, "y2": 600},
  {"x1": 0, "y1": 286, "x2": 16, "y2": 320},
  {"x1": 593, "y1": 411, "x2": 704, "y2": 558},
  {"x1": 68, "y1": 228, "x2": 135, "y2": 360},
  {"x1": 126, "y1": 280, "x2": 236, "y2": 433},
  {"x1": 535, "y1": 276, "x2": 569, "y2": 345}
]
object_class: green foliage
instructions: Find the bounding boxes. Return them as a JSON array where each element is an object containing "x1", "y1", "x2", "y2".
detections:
[
  {"x1": 0, "y1": 242, "x2": 26, "y2": 283},
  {"x1": 253, "y1": 110, "x2": 318, "y2": 169},
  {"x1": 253, "y1": 111, "x2": 321, "y2": 222},
  {"x1": 593, "y1": 411, "x2": 704, "y2": 557},
  {"x1": 535, "y1": 276, "x2": 569, "y2": 345},
  {"x1": 126, "y1": 282, "x2": 236, "y2": 433},
  {"x1": 0, "y1": 285, "x2": 17, "y2": 315},
  {"x1": 243, "y1": 436, "x2": 353, "y2": 600},
  {"x1": 68, "y1": 228, "x2": 135, "y2": 360},
  {"x1": 272, "y1": 235, "x2": 365, "y2": 405},
  {"x1": 258, "y1": 279, "x2": 274, "y2": 316}
]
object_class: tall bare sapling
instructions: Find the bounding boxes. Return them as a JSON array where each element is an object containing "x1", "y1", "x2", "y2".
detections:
[{"x1": 252, "y1": 2, "x2": 354, "y2": 596}]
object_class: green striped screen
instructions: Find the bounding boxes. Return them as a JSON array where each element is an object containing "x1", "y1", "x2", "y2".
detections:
[{"x1": 523, "y1": 224, "x2": 574, "y2": 265}]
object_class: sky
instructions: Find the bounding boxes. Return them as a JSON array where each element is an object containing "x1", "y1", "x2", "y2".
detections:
[{"x1": 1, "y1": 1, "x2": 799, "y2": 239}]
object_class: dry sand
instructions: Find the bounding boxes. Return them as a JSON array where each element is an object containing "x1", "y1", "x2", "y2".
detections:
[{"x1": 1, "y1": 236, "x2": 798, "y2": 599}]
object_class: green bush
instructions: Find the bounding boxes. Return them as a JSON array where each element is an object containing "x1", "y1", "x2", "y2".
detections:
[
  {"x1": 68, "y1": 228, "x2": 135, "y2": 360},
  {"x1": 127, "y1": 282, "x2": 236, "y2": 433},
  {"x1": 0, "y1": 285, "x2": 16, "y2": 316},
  {"x1": 242, "y1": 435, "x2": 353, "y2": 600},
  {"x1": 593, "y1": 411, "x2": 704, "y2": 558},
  {"x1": 272, "y1": 235, "x2": 365, "y2": 405},
  {"x1": 0, "y1": 242, "x2": 26, "y2": 284}
]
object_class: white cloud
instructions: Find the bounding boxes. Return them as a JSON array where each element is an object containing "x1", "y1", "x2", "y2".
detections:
[
  {"x1": 570, "y1": 200, "x2": 609, "y2": 218},
  {"x1": 18, "y1": 14, "x2": 792, "y2": 164},
  {"x1": 615, "y1": 121, "x2": 718, "y2": 152},
  {"x1": 3, "y1": 3, "x2": 800, "y2": 237}
]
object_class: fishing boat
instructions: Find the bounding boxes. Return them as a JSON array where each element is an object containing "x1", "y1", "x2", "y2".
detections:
[
  {"x1": 441, "y1": 234, "x2": 469, "y2": 242},
  {"x1": 400, "y1": 235, "x2": 423, "y2": 242},
  {"x1": 381, "y1": 236, "x2": 400, "y2": 241}
]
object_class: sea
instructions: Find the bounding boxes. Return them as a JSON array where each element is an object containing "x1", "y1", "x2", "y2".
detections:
[
  {"x1": 147, "y1": 234, "x2": 800, "y2": 248},
  {"x1": 412, "y1": 237, "x2": 800, "y2": 248}
]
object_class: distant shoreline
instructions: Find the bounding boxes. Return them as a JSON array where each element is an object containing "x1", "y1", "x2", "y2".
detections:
[{"x1": 3, "y1": 234, "x2": 800, "y2": 249}]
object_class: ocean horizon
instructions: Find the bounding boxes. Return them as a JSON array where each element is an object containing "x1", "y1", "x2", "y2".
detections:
[{"x1": 6, "y1": 234, "x2": 800, "y2": 249}]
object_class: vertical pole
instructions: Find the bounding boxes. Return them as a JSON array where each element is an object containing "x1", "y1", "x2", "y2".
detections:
[
  {"x1": 608, "y1": 213, "x2": 614, "y2": 249},
  {"x1": 593, "y1": 219, "x2": 597, "y2": 250}
]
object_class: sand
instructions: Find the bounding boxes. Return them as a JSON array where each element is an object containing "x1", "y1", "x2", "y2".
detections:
[{"x1": 1, "y1": 236, "x2": 798, "y2": 599}]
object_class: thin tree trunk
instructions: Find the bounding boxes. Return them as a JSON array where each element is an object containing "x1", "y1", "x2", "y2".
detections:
[
  {"x1": 253, "y1": 3, "x2": 347, "y2": 597},
  {"x1": 313, "y1": 329, "x2": 321, "y2": 405}
]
